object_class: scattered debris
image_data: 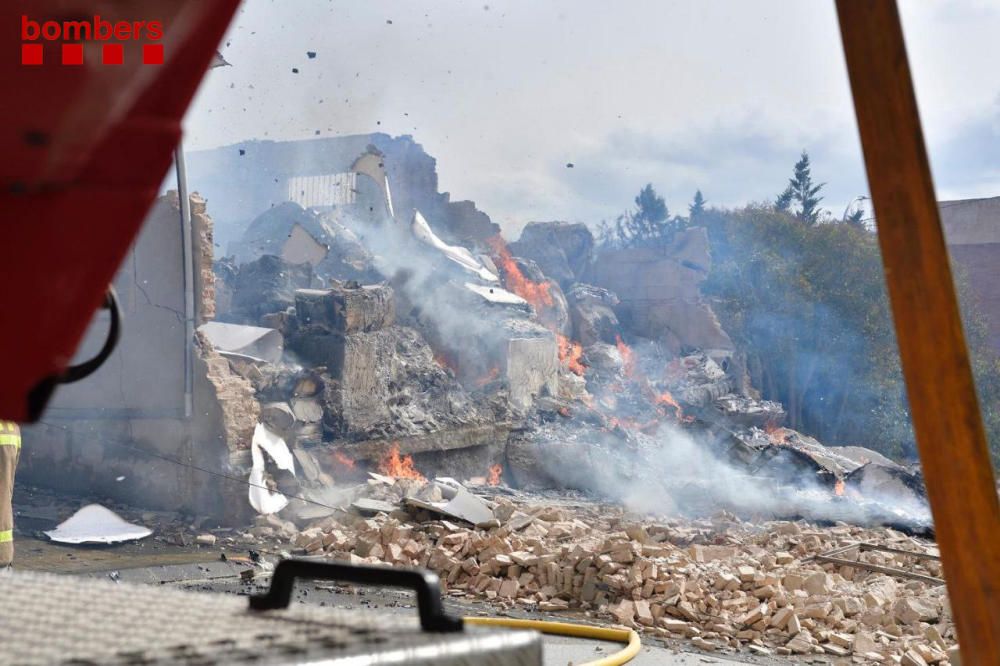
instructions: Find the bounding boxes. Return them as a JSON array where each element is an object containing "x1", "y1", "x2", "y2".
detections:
[
  {"x1": 403, "y1": 478, "x2": 495, "y2": 525},
  {"x1": 272, "y1": 474, "x2": 954, "y2": 664},
  {"x1": 198, "y1": 322, "x2": 284, "y2": 363},
  {"x1": 44, "y1": 504, "x2": 152, "y2": 545},
  {"x1": 248, "y1": 423, "x2": 295, "y2": 515},
  {"x1": 811, "y1": 543, "x2": 944, "y2": 586}
]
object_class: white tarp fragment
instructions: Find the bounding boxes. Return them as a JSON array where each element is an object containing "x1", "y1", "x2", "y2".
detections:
[
  {"x1": 249, "y1": 423, "x2": 296, "y2": 515},
  {"x1": 198, "y1": 322, "x2": 284, "y2": 363},
  {"x1": 463, "y1": 282, "x2": 528, "y2": 306},
  {"x1": 411, "y1": 211, "x2": 499, "y2": 283},
  {"x1": 44, "y1": 504, "x2": 152, "y2": 544}
]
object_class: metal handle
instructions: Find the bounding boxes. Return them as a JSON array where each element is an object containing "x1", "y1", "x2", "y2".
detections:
[
  {"x1": 26, "y1": 287, "x2": 122, "y2": 421},
  {"x1": 61, "y1": 287, "x2": 121, "y2": 384},
  {"x1": 249, "y1": 559, "x2": 464, "y2": 633}
]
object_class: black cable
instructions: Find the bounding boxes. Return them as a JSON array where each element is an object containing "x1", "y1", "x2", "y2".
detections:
[{"x1": 35, "y1": 420, "x2": 347, "y2": 514}]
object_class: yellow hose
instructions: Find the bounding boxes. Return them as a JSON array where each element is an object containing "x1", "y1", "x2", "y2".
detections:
[{"x1": 464, "y1": 616, "x2": 641, "y2": 666}]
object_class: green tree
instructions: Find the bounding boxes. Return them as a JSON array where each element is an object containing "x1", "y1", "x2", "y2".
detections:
[
  {"x1": 702, "y1": 205, "x2": 910, "y2": 455},
  {"x1": 700, "y1": 204, "x2": 1000, "y2": 467},
  {"x1": 845, "y1": 208, "x2": 865, "y2": 228},
  {"x1": 614, "y1": 184, "x2": 676, "y2": 248},
  {"x1": 689, "y1": 189, "x2": 707, "y2": 219},
  {"x1": 776, "y1": 151, "x2": 825, "y2": 224},
  {"x1": 775, "y1": 187, "x2": 794, "y2": 213}
]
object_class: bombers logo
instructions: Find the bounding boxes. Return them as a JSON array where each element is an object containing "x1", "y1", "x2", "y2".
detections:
[{"x1": 21, "y1": 15, "x2": 164, "y2": 65}]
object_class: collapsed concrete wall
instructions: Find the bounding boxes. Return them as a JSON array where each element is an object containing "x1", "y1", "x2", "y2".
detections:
[
  {"x1": 185, "y1": 134, "x2": 500, "y2": 253},
  {"x1": 20, "y1": 193, "x2": 249, "y2": 520},
  {"x1": 191, "y1": 193, "x2": 216, "y2": 324}
]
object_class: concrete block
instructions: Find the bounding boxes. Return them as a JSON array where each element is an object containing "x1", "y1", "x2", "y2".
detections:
[
  {"x1": 295, "y1": 284, "x2": 394, "y2": 334},
  {"x1": 506, "y1": 335, "x2": 559, "y2": 409}
]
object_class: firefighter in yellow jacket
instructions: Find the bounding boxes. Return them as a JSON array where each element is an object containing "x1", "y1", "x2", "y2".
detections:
[{"x1": 0, "y1": 421, "x2": 20, "y2": 567}]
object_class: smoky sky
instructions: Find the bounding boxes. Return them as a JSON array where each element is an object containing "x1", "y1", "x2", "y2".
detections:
[{"x1": 183, "y1": 0, "x2": 1000, "y2": 235}]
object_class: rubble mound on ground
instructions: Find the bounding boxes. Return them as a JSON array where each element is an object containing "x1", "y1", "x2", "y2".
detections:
[{"x1": 265, "y1": 475, "x2": 954, "y2": 665}]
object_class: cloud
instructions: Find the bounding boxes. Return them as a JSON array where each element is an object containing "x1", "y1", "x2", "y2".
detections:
[
  {"x1": 183, "y1": 0, "x2": 1000, "y2": 237},
  {"x1": 930, "y1": 100, "x2": 1000, "y2": 200}
]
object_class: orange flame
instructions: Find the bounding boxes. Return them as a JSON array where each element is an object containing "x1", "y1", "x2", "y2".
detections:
[
  {"x1": 655, "y1": 390, "x2": 684, "y2": 420},
  {"x1": 378, "y1": 443, "x2": 425, "y2": 481},
  {"x1": 557, "y1": 334, "x2": 586, "y2": 375},
  {"x1": 834, "y1": 479, "x2": 845, "y2": 497},
  {"x1": 488, "y1": 464, "x2": 502, "y2": 486},
  {"x1": 487, "y1": 235, "x2": 587, "y2": 376},
  {"x1": 764, "y1": 423, "x2": 789, "y2": 445},
  {"x1": 332, "y1": 451, "x2": 355, "y2": 469},
  {"x1": 435, "y1": 352, "x2": 459, "y2": 374},
  {"x1": 616, "y1": 335, "x2": 636, "y2": 378},
  {"x1": 487, "y1": 235, "x2": 553, "y2": 310},
  {"x1": 475, "y1": 366, "x2": 500, "y2": 387}
]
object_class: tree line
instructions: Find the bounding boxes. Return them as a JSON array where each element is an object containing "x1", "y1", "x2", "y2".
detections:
[{"x1": 595, "y1": 152, "x2": 1000, "y2": 466}]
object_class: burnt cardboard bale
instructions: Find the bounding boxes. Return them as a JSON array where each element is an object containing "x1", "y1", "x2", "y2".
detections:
[
  {"x1": 295, "y1": 284, "x2": 395, "y2": 334},
  {"x1": 316, "y1": 214, "x2": 379, "y2": 282},
  {"x1": 585, "y1": 342, "x2": 625, "y2": 375},
  {"x1": 567, "y1": 284, "x2": 621, "y2": 346},
  {"x1": 259, "y1": 309, "x2": 296, "y2": 337},
  {"x1": 587, "y1": 227, "x2": 734, "y2": 358},
  {"x1": 542, "y1": 281, "x2": 572, "y2": 337},
  {"x1": 321, "y1": 326, "x2": 492, "y2": 440},
  {"x1": 507, "y1": 257, "x2": 570, "y2": 336},
  {"x1": 231, "y1": 254, "x2": 314, "y2": 323},
  {"x1": 248, "y1": 364, "x2": 317, "y2": 402},
  {"x1": 510, "y1": 221, "x2": 595, "y2": 288},
  {"x1": 442, "y1": 199, "x2": 501, "y2": 244},
  {"x1": 286, "y1": 328, "x2": 345, "y2": 369},
  {"x1": 514, "y1": 256, "x2": 547, "y2": 283}
]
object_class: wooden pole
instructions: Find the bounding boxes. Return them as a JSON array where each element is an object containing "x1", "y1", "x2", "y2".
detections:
[{"x1": 836, "y1": 2, "x2": 1000, "y2": 663}]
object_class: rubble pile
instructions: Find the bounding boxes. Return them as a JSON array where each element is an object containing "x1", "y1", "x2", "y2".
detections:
[
  {"x1": 214, "y1": 281, "x2": 500, "y2": 448},
  {"x1": 265, "y1": 476, "x2": 956, "y2": 664},
  {"x1": 178, "y1": 142, "x2": 951, "y2": 662},
  {"x1": 199, "y1": 187, "x2": 931, "y2": 530}
]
